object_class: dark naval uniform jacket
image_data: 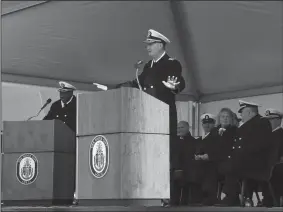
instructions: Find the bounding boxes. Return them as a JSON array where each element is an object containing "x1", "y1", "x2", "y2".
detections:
[
  {"x1": 43, "y1": 96, "x2": 76, "y2": 133},
  {"x1": 271, "y1": 127, "x2": 283, "y2": 198},
  {"x1": 273, "y1": 127, "x2": 283, "y2": 161},
  {"x1": 118, "y1": 53, "x2": 185, "y2": 135},
  {"x1": 219, "y1": 115, "x2": 272, "y2": 178},
  {"x1": 187, "y1": 132, "x2": 219, "y2": 182},
  {"x1": 195, "y1": 130, "x2": 226, "y2": 161}
]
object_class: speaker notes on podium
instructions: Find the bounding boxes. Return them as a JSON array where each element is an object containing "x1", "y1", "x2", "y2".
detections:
[{"x1": 93, "y1": 83, "x2": 108, "y2": 91}]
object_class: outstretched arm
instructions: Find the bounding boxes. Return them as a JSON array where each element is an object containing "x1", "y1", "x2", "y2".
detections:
[{"x1": 162, "y1": 60, "x2": 185, "y2": 94}]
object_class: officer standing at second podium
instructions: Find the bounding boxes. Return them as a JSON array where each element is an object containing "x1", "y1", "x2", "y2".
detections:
[{"x1": 43, "y1": 81, "x2": 77, "y2": 133}]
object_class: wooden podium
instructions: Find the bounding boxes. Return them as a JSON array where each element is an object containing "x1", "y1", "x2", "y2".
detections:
[
  {"x1": 76, "y1": 87, "x2": 170, "y2": 206},
  {"x1": 2, "y1": 120, "x2": 76, "y2": 206}
]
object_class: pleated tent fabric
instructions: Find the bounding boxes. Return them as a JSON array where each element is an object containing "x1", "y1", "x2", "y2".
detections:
[{"x1": 1, "y1": 1, "x2": 283, "y2": 102}]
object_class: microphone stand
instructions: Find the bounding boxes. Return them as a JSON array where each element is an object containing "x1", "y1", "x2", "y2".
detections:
[
  {"x1": 27, "y1": 98, "x2": 52, "y2": 121},
  {"x1": 27, "y1": 108, "x2": 44, "y2": 121},
  {"x1": 135, "y1": 64, "x2": 142, "y2": 91}
]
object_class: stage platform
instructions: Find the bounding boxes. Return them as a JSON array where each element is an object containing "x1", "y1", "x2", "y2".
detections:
[{"x1": 2, "y1": 206, "x2": 283, "y2": 212}]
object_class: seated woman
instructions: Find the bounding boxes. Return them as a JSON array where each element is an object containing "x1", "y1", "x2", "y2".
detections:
[{"x1": 211, "y1": 108, "x2": 239, "y2": 162}]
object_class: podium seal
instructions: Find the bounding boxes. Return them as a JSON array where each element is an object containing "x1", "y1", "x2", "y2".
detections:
[
  {"x1": 16, "y1": 153, "x2": 38, "y2": 185},
  {"x1": 89, "y1": 135, "x2": 110, "y2": 178}
]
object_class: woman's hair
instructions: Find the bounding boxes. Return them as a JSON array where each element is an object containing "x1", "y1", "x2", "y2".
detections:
[{"x1": 216, "y1": 107, "x2": 239, "y2": 127}]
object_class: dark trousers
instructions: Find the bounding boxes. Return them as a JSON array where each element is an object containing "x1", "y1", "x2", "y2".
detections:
[
  {"x1": 169, "y1": 106, "x2": 177, "y2": 136},
  {"x1": 169, "y1": 106, "x2": 178, "y2": 204},
  {"x1": 272, "y1": 163, "x2": 283, "y2": 199},
  {"x1": 262, "y1": 163, "x2": 283, "y2": 206},
  {"x1": 222, "y1": 175, "x2": 256, "y2": 201},
  {"x1": 171, "y1": 180, "x2": 199, "y2": 206},
  {"x1": 222, "y1": 175, "x2": 241, "y2": 201},
  {"x1": 170, "y1": 179, "x2": 183, "y2": 206},
  {"x1": 201, "y1": 163, "x2": 218, "y2": 202},
  {"x1": 188, "y1": 161, "x2": 218, "y2": 204}
]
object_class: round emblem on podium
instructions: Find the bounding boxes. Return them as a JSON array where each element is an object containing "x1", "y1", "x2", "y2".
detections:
[
  {"x1": 16, "y1": 153, "x2": 38, "y2": 185},
  {"x1": 89, "y1": 135, "x2": 110, "y2": 178}
]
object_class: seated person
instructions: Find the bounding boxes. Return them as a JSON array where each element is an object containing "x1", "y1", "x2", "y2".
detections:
[
  {"x1": 189, "y1": 113, "x2": 219, "y2": 205},
  {"x1": 170, "y1": 121, "x2": 196, "y2": 206},
  {"x1": 211, "y1": 108, "x2": 239, "y2": 163},
  {"x1": 218, "y1": 100, "x2": 272, "y2": 206},
  {"x1": 262, "y1": 109, "x2": 283, "y2": 207},
  {"x1": 192, "y1": 110, "x2": 238, "y2": 206}
]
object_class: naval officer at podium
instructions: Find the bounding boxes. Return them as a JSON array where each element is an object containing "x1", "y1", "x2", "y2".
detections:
[
  {"x1": 43, "y1": 81, "x2": 77, "y2": 133},
  {"x1": 117, "y1": 29, "x2": 185, "y2": 205},
  {"x1": 118, "y1": 29, "x2": 185, "y2": 136}
]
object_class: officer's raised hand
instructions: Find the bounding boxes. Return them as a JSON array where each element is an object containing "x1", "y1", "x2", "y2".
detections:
[{"x1": 162, "y1": 76, "x2": 180, "y2": 90}]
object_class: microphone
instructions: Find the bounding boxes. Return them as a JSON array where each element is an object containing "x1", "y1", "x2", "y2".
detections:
[
  {"x1": 134, "y1": 60, "x2": 144, "y2": 69},
  {"x1": 41, "y1": 98, "x2": 52, "y2": 110},
  {"x1": 27, "y1": 98, "x2": 52, "y2": 121},
  {"x1": 135, "y1": 60, "x2": 144, "y2": 90}
]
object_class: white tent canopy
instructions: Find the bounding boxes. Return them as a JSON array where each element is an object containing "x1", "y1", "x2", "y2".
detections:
[{"x1": 2, "y1": 1, "x2": 283, "y2": 102}]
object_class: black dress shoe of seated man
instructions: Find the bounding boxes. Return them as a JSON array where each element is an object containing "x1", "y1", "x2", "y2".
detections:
[
  {"x1": 72, "y1": 198, "x2": 78, "y2": 205},
  {"x1": 161, "y1": 199, "x2": 170, "y2": 207}
]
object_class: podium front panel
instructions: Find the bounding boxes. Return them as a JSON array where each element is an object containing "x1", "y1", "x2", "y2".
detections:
[
  {"x1": 2, "y1": 152, "x2": 75, "y2": 202},
  {"x1": 76, "y1": 88, "x2": 169, "y2": 136},
  {"x1": 77, "y1": 133, "x2": 170, "y2": 200},
  {"x1": 2, "y1": 152, "x2": 54, "y2": 200}
]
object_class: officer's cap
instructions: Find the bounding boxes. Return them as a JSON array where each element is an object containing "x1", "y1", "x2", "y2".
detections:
[
  {"x1": 238, "y1": 100, "x2": 260, "y2": 113},
  {"x1": 144, "y1": 29, "x2": 170, "y2": 44},
  {"x1": 264, "y1": 108, "x2": 283, "y2": 119},
  {"x1": 58, "y1": 81, "x2": 76, "y2": 92},
  {"x1": 200, "y1": 113, "x2": 216, "y2": 124}
]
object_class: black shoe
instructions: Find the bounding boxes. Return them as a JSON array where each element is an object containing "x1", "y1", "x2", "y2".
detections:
[
  {"x1": 72, "y1": 199, "x2": 78, "y2": 205},
  {"x1": 244, "y1": 198, "x2": 254, "y2": 207},
  {"x1": 161, "y1": 199, "x2": 170, "y2": 207}
]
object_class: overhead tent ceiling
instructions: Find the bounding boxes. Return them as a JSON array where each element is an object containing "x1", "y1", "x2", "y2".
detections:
[{"x1": 2, "y1": 1, "x2": 283, "y2": 102}]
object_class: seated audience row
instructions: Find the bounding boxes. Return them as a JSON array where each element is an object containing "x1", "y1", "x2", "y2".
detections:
[{"x1": 171, "y1": 100, "x2": 283, "y2": 207}]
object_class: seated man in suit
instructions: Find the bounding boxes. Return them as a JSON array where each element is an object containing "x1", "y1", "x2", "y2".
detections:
[
  {"x1": 170, "y1": 121, "x2": 196, "y2": 206},
  {"x1": 43, "y1": 81, "x2": 76, "y2": 133}
]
